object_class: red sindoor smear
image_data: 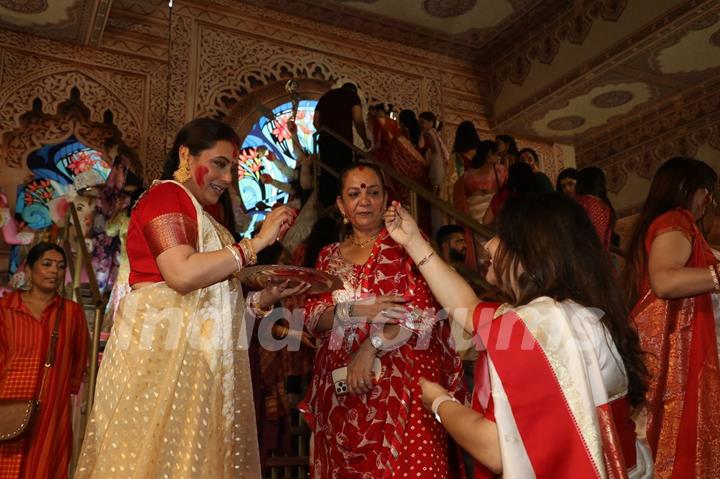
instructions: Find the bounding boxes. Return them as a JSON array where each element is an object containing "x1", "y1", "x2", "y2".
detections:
[{"x1": 195, "y1": 166, "x2": 209, "y2": 186}]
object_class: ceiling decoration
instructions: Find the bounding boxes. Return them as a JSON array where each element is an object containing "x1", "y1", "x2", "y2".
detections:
[
  {"x1": 0, "y1": 0, "x2": 75, "y2": 27},
  {"x1": 532, "y1": 82, "x2": 653, "y2": 138},
  {"x1": 0, "y1": 0, "x2": 48, "y2": 14},
  {"x1": 591, "y1": 90, "x2": 633, "y2": 108},
  {"x1": 547, "y1": 116, "x2": 585, "y2": 131},
  {"x1": 235, "y1": 0, "x2": 560, "y2": 61},
  {"x1": 0, "y1": 0, "x2": 111, "y2": 45},
  {"x1": 654, "y1": 16, "x2": 720, "y2": 74},
  {"x1": 331, "y1": 0, "x2": 506, "y2": 34},
  {"x1": 423, "y1": 0, "x2": 478, "y2": 18},
  {"x1": 495, "y1": 0, "x2": 720, "y2": 144},
  {"x1": 489, "y1": 0, "x2": 629, "y2": 94}
]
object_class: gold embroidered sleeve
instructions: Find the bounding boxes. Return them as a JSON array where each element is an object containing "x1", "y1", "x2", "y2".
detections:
[{"x1": 142, "y1": 213, "x2": 198, "y2": 258}]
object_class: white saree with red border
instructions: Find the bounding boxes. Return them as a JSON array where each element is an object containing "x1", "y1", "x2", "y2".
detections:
[{"x1": 472, "y1": 297, "x2": 653, "y2": 479}]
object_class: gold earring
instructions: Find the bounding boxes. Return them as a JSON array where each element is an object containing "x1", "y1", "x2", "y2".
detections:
[
  {"x1": 342, "y1": 214, "x2": 349, "y2": 225},
  {"x1": 173, "y1": 156, "x2": 192, "y2": 183}
]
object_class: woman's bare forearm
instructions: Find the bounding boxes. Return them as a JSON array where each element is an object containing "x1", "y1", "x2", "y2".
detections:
[{"x1": 404, "y1": 238, "x2": 479, "y2": 334}]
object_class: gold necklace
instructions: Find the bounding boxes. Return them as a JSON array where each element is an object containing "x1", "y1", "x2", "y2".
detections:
[{"x1": 351, "y1": 232, "x2": 380, "y2": 248}]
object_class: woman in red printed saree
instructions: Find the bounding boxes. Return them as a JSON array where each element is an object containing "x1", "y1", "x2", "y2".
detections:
[
  {"x1": 0, "y1": 243, "x2": 88, "y2": 479},
  {"x1": 300, "y1": 163, "x2": 466, "y2": 478},
  {"x1": 624, "y1": 157, "x2": 720, "y2": 479},
  {"x1": 384, "y1": 193, "x2": 654, "y2": 478}
]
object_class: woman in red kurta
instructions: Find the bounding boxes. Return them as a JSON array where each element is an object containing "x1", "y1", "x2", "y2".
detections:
[
  {"x1": 624, "y1": 157, "x2": 720, "y2": 478},
  {"x1": 299, "y1": 163, "x2": 466, "y2": 478},
  {"x1": 0, "y1": 242, "x2": 88, "y2": 479}
]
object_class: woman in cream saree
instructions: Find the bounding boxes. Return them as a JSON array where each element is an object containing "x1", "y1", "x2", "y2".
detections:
[{"x1": 75, "y1": 118, "x2": 302, "y2": 478}]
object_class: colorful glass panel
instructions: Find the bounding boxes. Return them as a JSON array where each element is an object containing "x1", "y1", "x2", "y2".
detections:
[{"x1": 238, "y1": 100, "x2": 317, "y2": 235}]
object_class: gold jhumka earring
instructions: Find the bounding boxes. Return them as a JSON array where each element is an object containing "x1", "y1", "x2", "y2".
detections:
[{"x1": 173, "y1": 156, "x2": 191, "y2": 183}]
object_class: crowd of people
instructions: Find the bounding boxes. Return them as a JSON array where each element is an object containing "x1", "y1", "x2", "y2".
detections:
[{"x1": 0, "y1": 80, "x2": 718, "y2": 479}]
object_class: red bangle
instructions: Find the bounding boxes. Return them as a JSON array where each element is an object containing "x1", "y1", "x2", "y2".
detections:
[{"x1": 233, "y1": 242, "x2": 246, "y2": 265}]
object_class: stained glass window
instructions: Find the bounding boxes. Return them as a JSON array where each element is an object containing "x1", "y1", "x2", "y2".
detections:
[{"x1": 238, "y1": 99, "x2": 317, "y2": 235}]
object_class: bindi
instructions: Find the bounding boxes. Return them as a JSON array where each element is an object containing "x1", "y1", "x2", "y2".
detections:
[
  {"x1": 360, "y1": 183, "x2": 367, "y2": 190},
  {"x1": 195, "y1": 165, "x2": 209, "y2": 186}
]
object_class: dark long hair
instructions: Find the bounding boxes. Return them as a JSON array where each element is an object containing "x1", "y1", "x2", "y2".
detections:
[
  {"x1": 419, "y1": 111, "x2": 442, "y2": 132},
  {"x1": 471, "y1": 140, "x2": 498, "y2": 168},
  {"x1": 556, "y1": 168, "x2": 578, "y2": 193},
  {"x1": 160, "y1": 117, "x2": 240, "y2": 234},
  {"x1": 496, "y1": 134, "x2": 519, "y2": 158},
  {"x1": 507, "y1": 162, "x2": 538, "y2": 194},
  {"x1": 26, "y1": 242, "x2": 67, "y2": 267},
  {"x1": 453, "y1": 121, "x2": 480, "y2": 153},
  {"x1": 494, "y1": 193, "x2": 648, "y2": 407},
  {"x1": 577, "y1": 166, "x2": 616, "y2": 229},
  {"x1": 623, "y1": 157, "x2": 717, "y2": 304},
  {"x1": 160, "y1": 117, "x2": 240, "y2": 181},
  {"x1": 398, "y1": 110, "x2": 421, "y2": 146}
]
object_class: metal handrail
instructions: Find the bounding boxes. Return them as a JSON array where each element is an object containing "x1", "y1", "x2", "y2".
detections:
[
  {"x1": 315, "y1": 127, "x2": 628, "y2": 259},
  {"x1": 61, "y1": 203, "x2": 107, "y2": 453}
]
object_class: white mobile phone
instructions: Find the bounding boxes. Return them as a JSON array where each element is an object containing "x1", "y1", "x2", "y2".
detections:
[{"x1": 331, "y1": 358, "x2": 382, "y2": 396}]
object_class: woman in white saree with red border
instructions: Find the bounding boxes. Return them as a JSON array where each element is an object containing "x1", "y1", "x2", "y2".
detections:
[{"x1": 383, "y1": 193, "x2": 653, "y2": 478}]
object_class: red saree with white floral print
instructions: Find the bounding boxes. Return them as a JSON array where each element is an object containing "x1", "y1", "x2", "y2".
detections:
[{"x1": 300, "y1": 230, "x2": 466, "y2": 478}]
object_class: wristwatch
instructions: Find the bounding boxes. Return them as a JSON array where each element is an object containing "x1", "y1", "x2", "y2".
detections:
[{"x1": 431, "y1": 394, "x2": 459, "y2": 424}]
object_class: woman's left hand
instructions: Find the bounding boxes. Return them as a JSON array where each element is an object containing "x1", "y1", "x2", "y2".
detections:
[
  {"x1": 259, "y1": 280, "x2": 311, "y2": 308},
  {"x1": 419, "y1": 377, "x2": 450, "y2": 413},
  {"x1": 346, "y1": 340, "x2": 377, "y2": 396},
  {"x1": 384, "y1": 201, "x2": 421, "y2": 248}
]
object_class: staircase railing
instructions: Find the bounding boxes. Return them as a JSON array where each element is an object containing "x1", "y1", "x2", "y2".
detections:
[
  {"x1": 60, "y1": 202, "x2": 108, "y2": 472},
  {"x1": 315, "y1": 127, "x2": 627, "y2": 260},
  {"x1": 61, "y1": 203, "x2": 106, "y2": 410}
]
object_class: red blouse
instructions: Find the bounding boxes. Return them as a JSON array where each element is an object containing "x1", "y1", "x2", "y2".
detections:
[{"x1": 127, "y1": 182, "x2": 198, "y2": 285}]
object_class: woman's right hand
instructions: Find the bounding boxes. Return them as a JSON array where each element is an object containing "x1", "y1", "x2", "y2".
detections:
[
  {"x1": 351, "y1": 295, "x2": 407, "y2": 325},
  {"x1": 384, "y1": 201, "x2": 421, "y2": 248},
  {"x1": 255, "y1": 205, "x2": 297, "y2": 250}
]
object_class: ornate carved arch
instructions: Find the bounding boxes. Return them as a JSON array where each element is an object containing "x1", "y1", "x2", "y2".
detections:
[
  {"x1": 223, "y1": 78, "x2": 330, "y2": 141},
  {"x1": 0, "y1": 87, "x2": 141, "y2": 175},
  {"x1": 194, "y1": 25, "x2": 424, "y2": 121},
  {"x1": 0, "y1": 69, "x2": 142, "y2": 156}
]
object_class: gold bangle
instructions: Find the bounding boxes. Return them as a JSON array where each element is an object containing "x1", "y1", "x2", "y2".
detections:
[
  {"x1": 249, "y1": 291, "x2": 273, "y2": 317},
  {"x1": 225, "y1": 245, "x2": 243, "y2": 272},
  {"x1": 710, "y1": 265, "x2": 720, "y2": 292},
  {"x1": 417, "y1": 251, "x2": 435, "y2": 268},
  {"x1": 240, "y1": 238, "x2": 257, "y2": 266}
]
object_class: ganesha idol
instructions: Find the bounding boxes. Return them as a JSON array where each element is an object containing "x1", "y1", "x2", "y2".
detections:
[
  {"x1": 0, "y1": 190, "x2": 35, "y2": 246},
  {"x1": 49, "y1": 170, "x2": 104, "y2": 246},
  {"x1": 46, "y1": 170, "x2": 105, "y2": 286}
]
